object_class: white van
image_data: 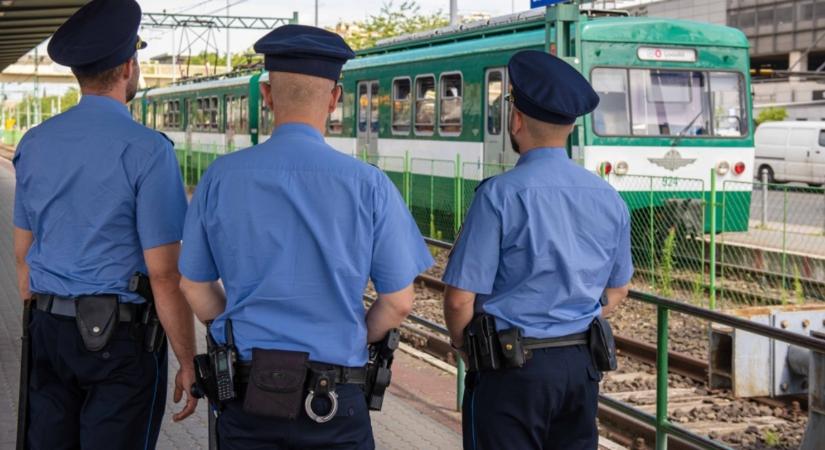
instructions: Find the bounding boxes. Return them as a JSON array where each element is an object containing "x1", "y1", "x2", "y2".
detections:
[{"x1": 755, "y1": 121, "x2": 825, "y2": 186}]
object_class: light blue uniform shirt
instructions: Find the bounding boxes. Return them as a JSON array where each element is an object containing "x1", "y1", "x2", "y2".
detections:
[
  {"x1": 179, "y1": 123, "x2": 433, "y2": 366},
  {"x1": 443, "y1": 148, "x2": 633, "y2": 338},
  {"x1": 13, "y1": 95, "x2": 188, "y2": 304}
]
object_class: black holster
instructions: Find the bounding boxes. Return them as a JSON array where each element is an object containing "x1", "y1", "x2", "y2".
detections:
[
  {"x1": 129, "y1": 273, "x2": 165, "y2": 353},
  {"x1": 365, "y1": 328, "x2": 400, "y2": 411},
  {"x1": 589, "y1": 316, "x2": 618, "y2": 371},
  {"x1": 464, "y1": 314, "x2": 527, "y2": 371}
]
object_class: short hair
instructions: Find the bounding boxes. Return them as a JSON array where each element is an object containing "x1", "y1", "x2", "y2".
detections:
[
  {"x1": 71, "y1": 57, "x2": 131, "y2": 92},
  {"x1": 268, "y1": 71, "x2": 334, "y2": 114}
]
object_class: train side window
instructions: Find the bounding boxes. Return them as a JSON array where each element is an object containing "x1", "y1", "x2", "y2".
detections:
[
  {"x1": 211, "y1": 97, "x2": 220, "y2": 131},
  {"x1": 259, "y1": 101, "x2": 274, "y2": 137},
  {"x1": 226, "y1": 96, "x2": 235, "y2": 133},
  {"x1": 370, "y1": 83, "x2": 379, "y2": 134},
  {"x1": 358, "y1": 83, "x2": 369, "y2": 133},
  {"x1": 239, "y1": 96, "x2": 248, "y2": 132},
  {"x1": 328, "y1": 85, "x2": 344, "y2": 134},
  {"x1": 440, "y1": 73, "x2": 462, "y2": 135},
  {"x1": 147, "y1": 102, "x2": 156, "y2": 129},
  {"x1": 820, "y1": 130, "x2": 825, "y2": 147},
  {"x1": 392, "y1": 78, "x2": 411, "y2": 134},
  {"x1": 487, "y1": 71, "x2": 503, "y2": 135},
  {"x1": 591, "y1": 68, "x2": 630, "y2": 136},
  {"x1": 415, "y1": 75, "x2": 435, "y2": 134}
]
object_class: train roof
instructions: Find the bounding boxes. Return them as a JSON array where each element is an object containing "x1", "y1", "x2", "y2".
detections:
[
  {"x1": 355, "y1": 15, "x2": 748, "y2": 62},
  {"x1": 138, "y1": 73, "x2": 257, "y2": 98}
]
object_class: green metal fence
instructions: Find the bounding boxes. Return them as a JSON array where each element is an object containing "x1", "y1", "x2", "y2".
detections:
[
  {"x1": 719, "y1": 179, "x2": 825, "y2": 308},
  {"x1": 174, "y1": 151, "x2": 825, "y2": 309}
]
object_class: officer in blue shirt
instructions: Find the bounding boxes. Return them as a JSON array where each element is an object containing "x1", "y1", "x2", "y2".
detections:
[
  {"x1": 13, "y1": 1, "x2": 198, "y2": 449},
  {"x1": 179, "y1": 25, "x2": 433, "y2": 450},
  {"x1": 442, "y1": 50, "x2": 633, "y2": 450}
]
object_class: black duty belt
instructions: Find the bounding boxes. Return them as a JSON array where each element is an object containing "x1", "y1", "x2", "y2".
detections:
[
  {"x1": 234, "y1": 362, "x2": 368, "y2": 386},
  {"x1": 34, "y1": 294, "x2": 141, "y2": 322},
  {"x1": 523, "y1": 332, "x2": 589, "y2": 350}
]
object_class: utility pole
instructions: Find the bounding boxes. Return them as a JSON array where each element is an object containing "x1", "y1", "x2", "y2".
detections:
[
  {"x1": 225, "y1": 0, "x2": 232, "y2": 72},
  {"x1": 450, "y1": 0, "x2": 458, "y2": 25}
]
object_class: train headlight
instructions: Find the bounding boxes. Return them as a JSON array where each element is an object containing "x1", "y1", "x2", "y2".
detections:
[
  {"x1": 733, "y1": 161, "x2": 746, "y2": 176},
  {"x1": 716, "y1": 161, "x2": 730, "y2": 176},
  {"x1": 600, "y1": 161, "x2": 612, "y2": 175},
  {"x1": 614, "y1": 161, "x2": 629, "y2": 176}
]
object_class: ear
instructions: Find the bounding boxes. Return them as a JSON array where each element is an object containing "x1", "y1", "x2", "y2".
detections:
[
  {"x1": 510, "y1": 107, "x2": 523, "y2": 134},
  {"x1": 260, "y1": 82, "x2": 274, "y2": 111},
  {"x1": 328, "y1": 84, "x2": 342, "y2": 114},
  {"x1": 122, "y1": 58, "x2": 135, "y2": 80}
]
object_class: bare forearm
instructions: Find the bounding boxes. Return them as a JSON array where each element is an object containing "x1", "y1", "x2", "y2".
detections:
[
  {"x1": 366, "y1": 285, "x2": 414, "y2": 343},
  {"x1": 180, "y1": 278, "x2": 226, "y2": 324},
  {"x1": 444, "y1": 287, "x2": 476, "y2": 347},
  {"x1": 602, "y1": 285, "x2": 629, "y2": 317},
  {"x1": 13, "y1": 228, "x2": 33, "y2": 300},
  {"x1": 153, "y1": 275, "x2": 197, "y2": 362}
]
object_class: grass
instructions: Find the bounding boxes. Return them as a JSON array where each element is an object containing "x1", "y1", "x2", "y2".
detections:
[{"x1": 659, "y1": 227, "x2": 676, "y2": 298}]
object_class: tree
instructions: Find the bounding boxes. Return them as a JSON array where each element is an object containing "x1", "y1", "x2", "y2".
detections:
[
  {"x1": 331, "y1": 1, "x2": 450, "y2": 50},
  {"x1": 755, "y1": 107, "x2": 788, "y2": 126}
]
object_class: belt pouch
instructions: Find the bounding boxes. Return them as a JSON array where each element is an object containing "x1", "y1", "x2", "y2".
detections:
[
  {"x1": 75, "y1": 296, "x2": 119, "y2": 352},
  {"x1": 243, "y1": 348, "x2": 309, "y2": 419},
  {"x1": 498, "y1": 327, "x2": 525, "y2": 368},
  {"x1": 589, "y1": 316, "x2": 618, "y2": 372}
]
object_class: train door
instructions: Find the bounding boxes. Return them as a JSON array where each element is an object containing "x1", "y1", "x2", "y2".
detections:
[
  {"x1": 483, "y1": 68, "x2": 516, "y2": 167},
  {"x1": 356, "y1": 80, "x2": 380, "y2": 158}
]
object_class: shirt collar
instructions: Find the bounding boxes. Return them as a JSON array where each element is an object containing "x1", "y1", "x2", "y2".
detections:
[
  {"x1": 515, "y1": 147, "x2": 568, "y2": 167},
  {"x1": 271, "y1": 123, "x2": 325, "y2": 143},
  {"x1": 78, "y1": 94, "x2": 131, "y2": 119}
]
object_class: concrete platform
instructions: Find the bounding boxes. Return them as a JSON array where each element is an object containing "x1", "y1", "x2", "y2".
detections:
[{"x1": 0, "y1": 160, "x2": 461, "y2": 449}]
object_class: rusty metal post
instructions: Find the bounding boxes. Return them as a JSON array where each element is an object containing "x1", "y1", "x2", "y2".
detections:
[{"x1": 801, "y1": 330, "x2": 825, "y2": 450}]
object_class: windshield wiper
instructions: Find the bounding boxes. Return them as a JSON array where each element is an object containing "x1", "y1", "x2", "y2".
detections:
[{"x1": 669, "y1": 110, "x2": 705, "y2": 147}]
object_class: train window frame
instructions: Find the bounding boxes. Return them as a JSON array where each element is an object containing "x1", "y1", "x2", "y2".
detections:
[
  {"x1": 588, "y1": 66, "x2": 749, "y2": 140},
  {"x1": 391, "y1": 77, "x2": 412, "y2": 135},
  {"x1": 414, "y1": 74, "x2": 436, "y2": 136},
  {"x1": 438, "y1": 71, "x2": 463, "y2": 136},
  {"x1": 162, "y1": 99, "x2": 181, "y2": 130},
  {"x1": 486, "y1": 70, "x2": 505, "y2": 136},
  {"x1": 328, "y1": 84, "x2": 344, "y2": 135}
]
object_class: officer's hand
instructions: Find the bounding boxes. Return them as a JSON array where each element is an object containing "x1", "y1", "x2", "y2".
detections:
[{"x1": 172, "y1": 364, "x2": 198, "y2": 421}]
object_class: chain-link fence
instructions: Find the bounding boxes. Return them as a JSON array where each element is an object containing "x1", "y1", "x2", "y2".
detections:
[
  {"x1": 719, "y1": 179, "x2": 825, "y2": 308},
  {"x1": 168, "y1": 148, "x2": 825, "y2": 309},
  {"x1": 609, "y1": 174, "x2": 708, "y2": 305},
  {"x1": 409, "y1": 158, "x2": 459, "y2": 241}
]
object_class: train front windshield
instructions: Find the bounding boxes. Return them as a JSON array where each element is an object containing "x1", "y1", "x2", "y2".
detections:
[{"x1": 591, "y1": 68, "x2": 747, "y2": 139}]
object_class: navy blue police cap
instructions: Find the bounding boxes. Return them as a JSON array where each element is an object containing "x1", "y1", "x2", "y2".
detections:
[
  {"x1": 254, "y1": 25, "x2": 355, "y2": 82},
  {"x1": 48, "y1": 0, "x2": 146, "y2": 73},
  {"x1": 507, "y1": 50, "x2": 599, "y2": 125}
]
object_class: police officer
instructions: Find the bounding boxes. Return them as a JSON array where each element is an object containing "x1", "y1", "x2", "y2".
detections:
[
  {"x1": 178, "y1": 25, "x2": 433, "y2": 450},
  {"x1": 442, "y1": 50, "x2": 634, "y2": 450},
  {"x1": 13, "y1": 1, "x2": 198, "y2": 448}
]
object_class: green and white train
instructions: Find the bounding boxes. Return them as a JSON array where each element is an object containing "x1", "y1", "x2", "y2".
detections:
[{"x1": 132, "y1": 8, "x2": 754, "y2": 237}]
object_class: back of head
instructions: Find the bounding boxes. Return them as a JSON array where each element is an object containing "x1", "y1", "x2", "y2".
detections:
[{"x1": 268, "y1": 72, "x2": 335, "y2": 118}]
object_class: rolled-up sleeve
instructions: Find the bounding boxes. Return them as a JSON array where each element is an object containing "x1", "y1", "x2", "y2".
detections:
[
  {"x1": 370, "y1": 173, "x2": 433, "y2": 293},
  {"x1": 135, "y1": 143, "x2": 187, "y2": 249},
  {"x1": 442, "y1": 186, "x2": 501, "y2": 295}
]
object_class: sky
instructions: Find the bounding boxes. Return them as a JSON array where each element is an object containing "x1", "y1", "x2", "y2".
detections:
[
  {"x1": 2, "y1": 0, "x2": 521, "y2": 100},
  {"x1": 135, "y1": 0, "x2": 518, "y2": 59}
]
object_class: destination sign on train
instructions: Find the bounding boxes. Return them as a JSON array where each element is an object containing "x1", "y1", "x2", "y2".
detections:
[
  {"x1": 637, "y1": 47, "x2": 697, "y2": 62},
  {"x1": 530, "y1": 0, "x2": 566, "y2": 8}
]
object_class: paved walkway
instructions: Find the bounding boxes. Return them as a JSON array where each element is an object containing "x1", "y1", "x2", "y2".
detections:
[{"x1": 0, "y1": 158, "x2": 460, "y2": 449}]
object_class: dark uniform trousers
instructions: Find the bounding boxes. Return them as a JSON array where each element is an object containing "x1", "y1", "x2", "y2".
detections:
[
  {"x1": 217, "y1": 384, "x2": 374, "y2": 450},
  {"x1": 27, "y1": 309, "x2": 167, "y2": 450},
  {"x1": 462, "y1": 345, "x2": 600, "y2": 450}
]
